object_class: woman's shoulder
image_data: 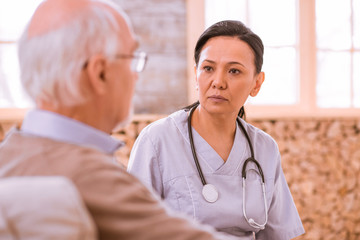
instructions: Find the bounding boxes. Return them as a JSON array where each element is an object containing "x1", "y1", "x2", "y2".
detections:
[
  {"x1": 239, "y1": 119, "x2": 281, "y2": 176},
  {"x1": 239, "y1": 118, "x2": 279, "y2": 150},
  {"x1": 137, "y1": 109, "x2": 187, "y2": 138}
]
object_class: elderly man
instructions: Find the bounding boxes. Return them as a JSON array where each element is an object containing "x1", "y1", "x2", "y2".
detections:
[{"x1": 0, "y1": 0, "x2": 239, "y2": 239}]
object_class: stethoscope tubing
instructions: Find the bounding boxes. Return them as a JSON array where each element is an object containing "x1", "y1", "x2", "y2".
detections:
[
  {"x1": 188, "y1": 105, "x2": 207, "y2": 186},
  {"x1": 188, "y1": 104, "x2": 264, "y2": 184},
  {"x1": 187, "y1": 104, "x2": 268, "y2": 230}
]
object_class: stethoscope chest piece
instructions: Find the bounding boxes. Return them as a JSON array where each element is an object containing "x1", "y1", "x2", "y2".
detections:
[{"x1": 202, "y1": 183, "x2": 219, "y2": 203}]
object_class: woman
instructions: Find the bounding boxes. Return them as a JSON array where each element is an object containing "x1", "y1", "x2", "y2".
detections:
[{"x1": 128, "y1": 20, "x2": 305, "y2": 240}]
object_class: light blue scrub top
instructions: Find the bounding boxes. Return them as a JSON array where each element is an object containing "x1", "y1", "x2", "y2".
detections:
[{"x1": 128, "y1": 110, "x2": 305, "y2": 240}]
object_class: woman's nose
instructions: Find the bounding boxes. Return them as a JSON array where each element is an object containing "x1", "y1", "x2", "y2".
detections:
[{"x1": 212, "y1": 70, "x2": 227, "y2": 89}]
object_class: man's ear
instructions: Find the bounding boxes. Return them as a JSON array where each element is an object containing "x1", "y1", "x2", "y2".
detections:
[
  {"x1": 84, "y1": 55, "x2": 107, "y2": 95},
  {"x1": 250, "y1": 72, "x2": 265, "y2": 97}
]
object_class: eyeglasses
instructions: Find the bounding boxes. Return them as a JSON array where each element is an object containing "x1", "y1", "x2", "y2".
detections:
[
  {"x1": 82, "y1": 51, "x2": 148, "y2": 73},
  {"x1": 115, "y1": 51, "x2": 148, "y2": 73}
]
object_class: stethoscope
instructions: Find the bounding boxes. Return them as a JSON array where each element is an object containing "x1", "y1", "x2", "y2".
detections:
[{"x1": 187, "y1": 105, "x2": 268, "y2": 231}]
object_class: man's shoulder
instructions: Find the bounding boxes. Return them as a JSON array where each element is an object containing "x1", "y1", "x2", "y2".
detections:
[
  {"x1": 9, "y1": 129, "x2": 110, "y2": 152},
  {"x1": 0, "y1": 130, "x2": 114, "y2": 175}
]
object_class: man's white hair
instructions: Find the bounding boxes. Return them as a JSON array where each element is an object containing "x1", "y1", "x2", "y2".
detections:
[{"x1": 18, "y1": 0, "x2": 129, "y2": 107}]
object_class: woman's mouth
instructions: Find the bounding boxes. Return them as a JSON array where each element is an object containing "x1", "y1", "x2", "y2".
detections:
[{"x1": 208, "y1": 95, "x2": 228, "y2": 102}]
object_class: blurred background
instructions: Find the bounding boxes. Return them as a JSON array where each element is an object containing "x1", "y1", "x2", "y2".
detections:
[{"x1": 0, "y1": 0, "x2": 359, "y2": 239}]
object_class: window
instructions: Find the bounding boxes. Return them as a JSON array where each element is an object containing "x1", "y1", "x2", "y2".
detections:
[
  {"x1": 316, "y1": 0, "x2": 359, "y2": 108},
  {"x1": 205, "y1": 0, "x2": 297, "y2": 106},
  {"x1": 0, "y1": 0, "x2": 41, "y2": 120},
  {"x1": 186, "y1": 0, "x2": 360, "y2": 118}
]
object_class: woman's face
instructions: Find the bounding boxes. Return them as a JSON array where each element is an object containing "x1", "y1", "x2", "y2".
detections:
[{"x1": 195, "y1": 36, "x2": 264, "y2": 117}]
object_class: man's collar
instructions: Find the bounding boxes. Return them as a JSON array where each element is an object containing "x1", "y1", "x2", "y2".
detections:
[{"x1": 21, "y1": 109, "x2": 124, "y2": 154}]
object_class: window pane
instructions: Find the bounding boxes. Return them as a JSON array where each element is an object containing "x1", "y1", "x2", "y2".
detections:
[
  {"x1": 205, "y1": 0, "x2": 247, "y2": 28},
  {"x1": 249, "y1": 47, "x2": 297, "y2": 105},
  {"x1": 205, "y1": 0, "x2": 297, "y2": 106},
  {"x1": 354, "y1": 53, "x2": 360, "y2": 107},
  {"x1": 0, "y1": 0, "x2": 42, "y2": 40},
  {"x1": 248, "y1": 0, "x2": 296, "y2": 46},
  {"x1": 0, "y1": 0, "x2": 40, "y2": 108},
  {"x1": 316, "y1": 0, "x2": 351, "y2": 50},
  {"x1": 354, "y1": 0, "x2": 360, "y2": 49},
  {"x1": 317, "y1": 51, "x2": 351, "y2": 108},
  {"x1": 206, "y1": 0, "x2": 296, "y2": 46},
  {"x1": 0, "y1": 44, "x2": 34, "y2": 108}
]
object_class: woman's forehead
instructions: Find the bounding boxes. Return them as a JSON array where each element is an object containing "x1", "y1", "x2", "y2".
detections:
[{"x1": 199, "y1": 36, "x2": 255, "y2": 64}]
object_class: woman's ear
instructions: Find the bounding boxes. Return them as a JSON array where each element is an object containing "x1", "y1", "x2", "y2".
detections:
[
  {"x1": 84, "y1": 55, "x2": 107, "y2": 95},
  {"x1": 250, "y1": 72, "x2": 265, "y2": 97}
]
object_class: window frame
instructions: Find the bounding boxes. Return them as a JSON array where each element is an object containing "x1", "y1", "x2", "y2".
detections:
[
  {"x1": 0, "y1": 38, "x2": 27, "y2": 121},
  {"x1": 0, "y1": 38, "x2": 26, "y2": 121},
  {"x1": 186, "y1": 0, "x2": 360, "y2": 119}
]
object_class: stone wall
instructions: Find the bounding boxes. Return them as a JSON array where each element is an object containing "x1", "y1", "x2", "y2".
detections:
[{"x1": 250, "y1": 118, "x2": 360, "y2": 240}]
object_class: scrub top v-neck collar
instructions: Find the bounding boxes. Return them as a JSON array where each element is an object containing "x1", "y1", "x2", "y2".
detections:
[{"x1": 173, "y1": 110, "x2": 249, "y2": 175}]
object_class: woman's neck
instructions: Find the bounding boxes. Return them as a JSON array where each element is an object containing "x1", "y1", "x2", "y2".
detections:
[{"x1": 191, "y1": 106, "x2": 238, "y2": 161}]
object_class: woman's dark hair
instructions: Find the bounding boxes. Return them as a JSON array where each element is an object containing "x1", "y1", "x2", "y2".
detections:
[{"x1": 185, "y1": 20, "x2": 264, "y2": 119}]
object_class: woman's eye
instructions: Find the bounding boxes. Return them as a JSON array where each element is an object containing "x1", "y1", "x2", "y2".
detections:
[
  {"x1": 203, "y1": 66, "x2": 213, "y2": 72},
  {"x1": 229, "y1": 68, "x2": 240, "y2": 74}
]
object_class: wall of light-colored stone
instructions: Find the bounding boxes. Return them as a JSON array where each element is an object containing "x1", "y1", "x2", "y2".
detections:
[{"x1": 250, "y1": 118, "x2": 360, "y2": 240}]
